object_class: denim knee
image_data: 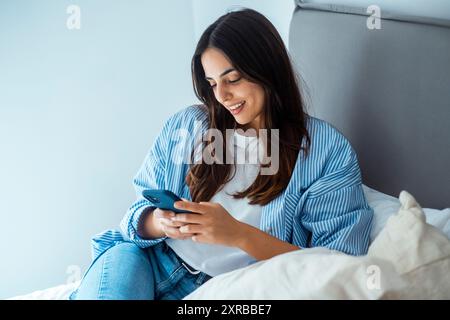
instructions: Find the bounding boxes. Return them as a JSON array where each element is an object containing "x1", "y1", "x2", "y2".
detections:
[
  {"x1": 72, "y1": 242, "x2": 155, "y2": 300},
  {"x1": 106, "y1": 242, "x2": 149, "y2": 262}
]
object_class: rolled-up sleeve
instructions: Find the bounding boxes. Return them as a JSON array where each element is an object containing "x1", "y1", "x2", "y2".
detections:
[
  {"x1": 119, "y1": 116, "x2": 176, "y2": 248},
  {"x1": 300, "y1": 136, "x2": 373, "y2": 256}
]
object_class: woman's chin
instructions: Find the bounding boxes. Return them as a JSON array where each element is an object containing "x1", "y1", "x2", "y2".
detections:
[{"x1": 234, "y1": 118, "x2": 249, "y2": 126}]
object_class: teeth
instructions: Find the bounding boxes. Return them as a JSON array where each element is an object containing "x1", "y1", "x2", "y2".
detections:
[{"x1": 230, "y1": 102, "x2": 244, "y2": 110}]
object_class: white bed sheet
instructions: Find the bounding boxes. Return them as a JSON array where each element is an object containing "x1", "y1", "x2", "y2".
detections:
[
  {"x1": 7, "y1": 185, "x2": 450, "y2": 300},
  {"x1": 7, "y1": 281, "x2": 80, "y2": 300}
]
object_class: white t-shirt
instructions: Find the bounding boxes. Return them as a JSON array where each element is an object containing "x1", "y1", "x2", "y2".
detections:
[{"x1": 166, "y1": 130, "x2": 263, "y2": 276}]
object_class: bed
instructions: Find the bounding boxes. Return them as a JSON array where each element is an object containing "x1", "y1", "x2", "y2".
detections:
[
  {"x1": 9, "y1": 1, "x2": 450, "y2": 299},
  {"x1": 8, "y1": 185, "x2": 450, "y2": 300}
]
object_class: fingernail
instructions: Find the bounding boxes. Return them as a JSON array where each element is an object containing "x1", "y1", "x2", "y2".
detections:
[{"x1": 170, "y1": 213, "x2": 175, "y2": 217}]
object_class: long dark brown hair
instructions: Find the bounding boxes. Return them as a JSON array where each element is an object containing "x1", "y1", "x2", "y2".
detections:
[{"x1": 187, "y1": 8, "x2": 311, "y2": 206}]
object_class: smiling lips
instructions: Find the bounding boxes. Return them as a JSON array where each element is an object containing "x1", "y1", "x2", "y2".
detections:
[{"x1": 227, "y1": 101, "x2": 245, "y2": 115}]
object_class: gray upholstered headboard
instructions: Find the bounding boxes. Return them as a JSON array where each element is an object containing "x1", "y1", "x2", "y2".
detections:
[{"x1": 289, "y1": 1, "x2": 450, "y2": 208}]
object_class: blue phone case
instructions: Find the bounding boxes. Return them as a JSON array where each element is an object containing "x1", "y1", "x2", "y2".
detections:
[{"x1": 142, "y1": 189, "x2": 193, "y2": 214}]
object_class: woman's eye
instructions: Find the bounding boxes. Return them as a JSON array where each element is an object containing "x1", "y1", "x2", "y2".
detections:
[{"x1": 208, "y1": 77, "x2": 241, "y2": 89}]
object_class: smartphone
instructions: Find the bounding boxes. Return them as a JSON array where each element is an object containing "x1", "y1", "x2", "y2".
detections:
[{"x1": 142, "y1": 189, "x2": 194, "y2": 214}]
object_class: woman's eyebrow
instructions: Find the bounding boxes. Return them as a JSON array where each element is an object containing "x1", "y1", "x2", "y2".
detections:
[{"x1": 205, "y1": 68, "x2": 236, "y2": 80}]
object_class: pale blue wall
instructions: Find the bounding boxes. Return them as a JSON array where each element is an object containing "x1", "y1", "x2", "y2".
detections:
[{"x1": 0, "y1": 0, "x2": 197, "y2": 298}]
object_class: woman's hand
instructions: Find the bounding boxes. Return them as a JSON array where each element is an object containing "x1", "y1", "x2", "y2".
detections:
[
  {"x1": 153, "y1": 208, "x2": 195, "y2": 240},
  {"x1": 172, "y1": 200, "x2": 244, "y2": 247}
]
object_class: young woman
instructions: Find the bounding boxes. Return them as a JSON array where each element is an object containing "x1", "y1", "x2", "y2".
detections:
[{"x1": 71, "y1": 8, "x2": 373, "y2": 300}]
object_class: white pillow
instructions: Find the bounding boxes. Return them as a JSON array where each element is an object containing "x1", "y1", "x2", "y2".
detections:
[
  {"x1": 184, "y1": 190, "x2": 450, "y2": 300},
  {"x1": 368, "y1": 191, "x2": 450, "y2": 299},
  {"x1": 363, "y1": 185, "x2": 450, "y2": 241}
]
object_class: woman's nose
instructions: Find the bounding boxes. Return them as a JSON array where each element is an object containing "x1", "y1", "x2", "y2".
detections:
[{"x1": 216, "y1": 83, "x2": 232, "y2": 104}]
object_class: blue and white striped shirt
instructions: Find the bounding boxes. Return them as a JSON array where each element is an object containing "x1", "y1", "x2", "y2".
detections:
[{"x1": 91, "y1": 105, "x2": 373, "y2": 260}]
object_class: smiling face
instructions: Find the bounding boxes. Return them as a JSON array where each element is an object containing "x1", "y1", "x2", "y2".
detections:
[{"x1": 201, "y1": 47, "x2": 265, "y2": 131}]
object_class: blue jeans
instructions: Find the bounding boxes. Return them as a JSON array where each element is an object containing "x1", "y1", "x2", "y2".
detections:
[{"x1": 69, "y1": 241, "x2": 212, "y2": 300}]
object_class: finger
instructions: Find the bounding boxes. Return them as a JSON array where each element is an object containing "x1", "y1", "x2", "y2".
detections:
[
  {"x1": 163, "y1": 225, "x2": 195, "y2": 239},
  {"x1": 171, "y1": 213, "x2": 204, "y2": 224},
  {"x1": 179, "y1": 224, "x2": 202, "y2": 234},
  {"x1": 162, "y1": 225, "x2": 181, "y2": 237},
  {"x1": 154, "y1": 209, "x2": 176, "y2": 219},
  {"x1": 160, "y1": 218, "x2": 187, "y2": 228},
  {"x1": 173, "y1": 201, "x2": 206, "y2": 214}
]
